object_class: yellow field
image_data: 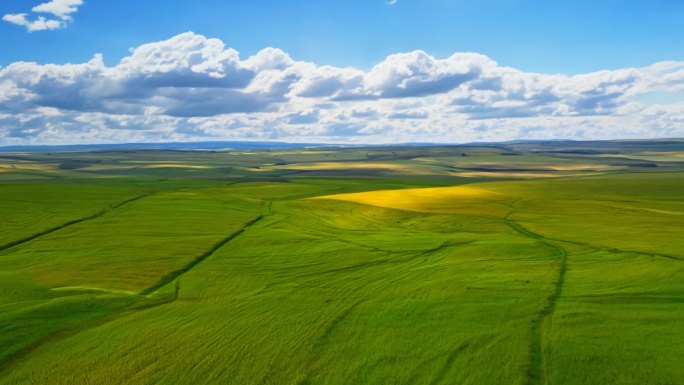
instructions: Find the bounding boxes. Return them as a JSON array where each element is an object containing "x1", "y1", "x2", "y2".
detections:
[
  {"x1": 137, "y1": 163, "x2": 210, "y2": 169},
  {"x1": 0, "y1": 163, "x2": 57, "y2": 172},
  {"x1": 316, "y1": 185, "x2": 499, "y2": 213},
  {"x1": 267, "y1": 162, "x2": 413, "y2": 171},
  {"x1": 456, "y1": 171, "x2": 567, "y2": 178},
  {"x1": 599, "y1": 152, "x2": 684, "y2": 162}
]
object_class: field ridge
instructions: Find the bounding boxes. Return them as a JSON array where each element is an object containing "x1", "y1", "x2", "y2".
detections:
[
  {"x1": 0, "y1": 192, "x2": 153, "y2": 254},
  {"x1": 140, "y1": 212, "x2": 269, "y2": 296},
  {"x1": 545, "y1": 236, "x2": 682, "y2": 262},
  {"x1": 0, "y1": 292, "x2": 177, "y2": 379},
  {"x1": 504, "y1": 219, "x2": 567, "y2": 385}
]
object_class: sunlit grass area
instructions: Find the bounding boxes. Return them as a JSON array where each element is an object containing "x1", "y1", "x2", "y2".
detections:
[{"x1": 0, "y1": 142, "x2": 682, "y2": 384}]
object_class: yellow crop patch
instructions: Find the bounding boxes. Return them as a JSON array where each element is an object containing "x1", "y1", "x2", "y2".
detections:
[
  {"x1": 139, "y1": 163, "x2": 210, "y2": 169},
  {"x1": 0, "y1": 163, "x2": 56, "y2": 172},
  {"x1": 315, "y1": 185, "x2": 498, "y2": 213},
  {"x1": 268, "y1": 162, "x2": 411, "y2": 171}
]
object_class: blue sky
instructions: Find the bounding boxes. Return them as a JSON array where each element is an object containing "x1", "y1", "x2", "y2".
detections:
[
  {"x1": 3, "y1": 0, "x2": 684, "y2": 73},
  {"x1": 1, "y1": 0, "x2": 684, "y2": 144}
]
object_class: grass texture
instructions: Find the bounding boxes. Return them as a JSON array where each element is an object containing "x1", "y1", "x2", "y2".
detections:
[{"x1": 0, "y1": 144, "x2": 682, "y2": 384}]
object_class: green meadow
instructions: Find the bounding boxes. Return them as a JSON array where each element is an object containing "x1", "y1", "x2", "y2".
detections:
[{"x1": 0, "y1": 140, "x2": 683, "y2": 384}]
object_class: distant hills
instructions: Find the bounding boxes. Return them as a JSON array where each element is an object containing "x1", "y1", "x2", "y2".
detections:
[{"x1": 2, "y1": 138, "x2": 684, "y2": 153}]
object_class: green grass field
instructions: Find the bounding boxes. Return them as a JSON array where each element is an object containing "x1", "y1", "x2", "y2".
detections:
[{"x1": 0, "y1": 141, "x2": 683, "y2": 384}]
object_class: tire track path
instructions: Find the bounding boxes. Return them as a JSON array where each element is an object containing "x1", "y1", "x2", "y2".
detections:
[
  {"x1": 0, "y1": 192, "x2": 153, "y2": 254},
  {"x1": 0, "y1": 200, "x2": 270, "y2": 380},
  {"x1": 140, "y1": 213, "x2": 268, "y2": 295},
  {"x1": 503, "y1": 219, "x2": 567, "y2": 385},
  {"x1": 0, "y1": 293, "x2": 176, "y2": 378}
]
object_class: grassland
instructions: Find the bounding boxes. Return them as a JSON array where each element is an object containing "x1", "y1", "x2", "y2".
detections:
[{"x1": 0, "y1": 140, "x2": 683, "y2": 384}]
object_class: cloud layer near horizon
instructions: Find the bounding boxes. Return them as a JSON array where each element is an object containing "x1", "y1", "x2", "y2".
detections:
[{"x1": 1, "y1": 32, "x2": 684, "y2": 144}]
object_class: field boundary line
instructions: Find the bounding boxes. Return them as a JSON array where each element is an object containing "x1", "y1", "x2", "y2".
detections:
[
  {"x1": 0, "y1": 202, "x2": 268, "y2": 377},
  {"x1": 544, "y1": 236, "x2": 682, "y2": 262},
  {"x1": 503, "y1": 219, "x2": 567, "y2": 385},
  {"x1": 0, "y1": 192, "x2": 154, "y2": 254},
  {"x1": 0, "y1": 292, "x2": 177, "y2": 379},
  {"x1": 140, "y1": 212, "x2": 268, "y2": 295},
  {"x1": 295, "y1": 300, "x2": 365, "y2": 385}
]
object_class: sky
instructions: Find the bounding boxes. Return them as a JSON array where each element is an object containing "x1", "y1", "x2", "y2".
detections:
[{"x1": 1, "y1": 0, "x2": 684, "y2": 145}]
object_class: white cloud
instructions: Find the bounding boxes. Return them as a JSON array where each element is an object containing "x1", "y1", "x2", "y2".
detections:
[
  {"x1": 2, "y1": 0, "x2": 83, "y2": 31},
  {"x1": 32, "y1": 0, "x2": 83, "y2": 20},
  {"x1": 2, "y1": 13, "x2": 63, "y2": 31},
  {"x1": 363, "y1": 51, "x2": 492, "y2": 98},
  {"x1": 1, "y1": 31, "x2": 684, "y2": 145}
]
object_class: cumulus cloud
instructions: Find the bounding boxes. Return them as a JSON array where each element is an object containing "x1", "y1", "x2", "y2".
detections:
[
  {"x1": 1, "y1": 31, "x2": 684, "y2": 145},
  {"x1": 286, "y1": 110, "x2": 320, "y2": 125},
  {"x1": 363, "y1": 51, "x2": 491, "y2": 98},
  {"x1": 3, "y1": 0, "x2": 83, "y2": 31},
  {"x1": 2, "y1": 13, "x2": 62, "y2": 31},
  {"x1": 32, "y1": 0, "x2": 83, "y2": 20},
  {"x1": 388, "y1": 111, "x2": 428, "y2": 120}
]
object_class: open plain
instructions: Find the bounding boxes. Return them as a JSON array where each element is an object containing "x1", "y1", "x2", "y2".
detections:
[{"x1": 1, "y1": 140, "x2": 683, "y2": 385}]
